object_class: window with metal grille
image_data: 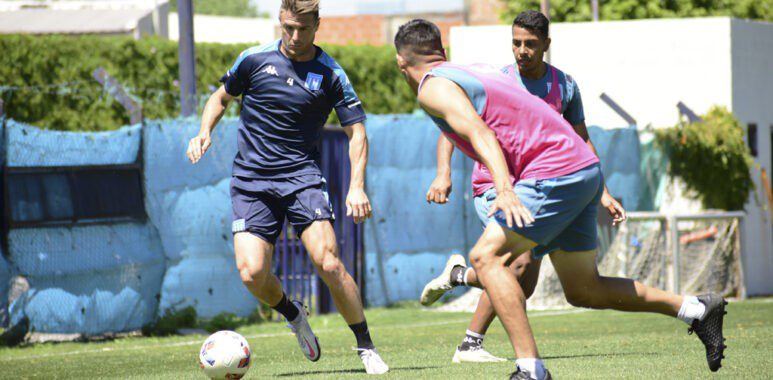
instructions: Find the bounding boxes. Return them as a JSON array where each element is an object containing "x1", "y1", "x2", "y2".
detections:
[
  {"x1": 748, "y1": 123, "x2": 758, "y2": 157},
  {"x1": 5, "y1": 165, "x2": 145, "y2": 227}
]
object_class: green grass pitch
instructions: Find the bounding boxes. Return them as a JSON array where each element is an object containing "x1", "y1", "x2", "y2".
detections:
[{"x1": 1, "y1": 299, "x2": 771, "y2": 379}]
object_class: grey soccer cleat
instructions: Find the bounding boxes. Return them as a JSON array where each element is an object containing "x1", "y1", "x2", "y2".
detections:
[{"x1": 287, "y1": 301, "x2": 321, "y2": 362}]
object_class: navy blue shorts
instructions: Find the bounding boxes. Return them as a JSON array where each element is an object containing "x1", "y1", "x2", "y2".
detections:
[{"x1": 230, "y1": 174, "x2": 334, "y2": 244}]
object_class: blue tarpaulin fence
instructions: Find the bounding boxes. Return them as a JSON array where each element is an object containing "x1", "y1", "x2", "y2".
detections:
[
  {"x1": 0, "y1": 114, "x2": 657, "y2": 332},
  {"x1": 0, "y1": 117, "x2": 360, "y2": 334}
]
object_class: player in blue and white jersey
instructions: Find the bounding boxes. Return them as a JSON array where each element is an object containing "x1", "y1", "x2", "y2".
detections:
[{"x1": 187, "y1": 0, "x2": 388, "y2": 374}]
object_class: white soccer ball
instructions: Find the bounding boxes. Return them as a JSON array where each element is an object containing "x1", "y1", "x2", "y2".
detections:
[{"x1": 199, "y1": 330, "x2": 252, "y2": 379}]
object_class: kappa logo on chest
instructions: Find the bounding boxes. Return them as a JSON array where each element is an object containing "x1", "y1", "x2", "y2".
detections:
[{"x1": 262, "y1": 65, "x2": 279, "y2": 76}]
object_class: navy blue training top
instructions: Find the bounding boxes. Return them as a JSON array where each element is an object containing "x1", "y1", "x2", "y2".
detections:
[{"x1": 221, "y1": 39, "x2": 366, "y2": 179}]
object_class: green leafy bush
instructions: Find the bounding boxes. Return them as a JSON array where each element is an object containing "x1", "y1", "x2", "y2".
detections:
[
  {"x1": 141, "y1": 306, "x2": 198, "y2": 336},
  {"x1": 0, "y1": 35, "x2": 416, "y2": 131},
  {"x1": 655, "y1": 106, "x2": 753, "y2": 210},
  {"x1": 203, "y1": 310, "x2": 264, "y2": 333},
  {"x1": 501, "y1": 0, "x2": 773, "y2": 23}
]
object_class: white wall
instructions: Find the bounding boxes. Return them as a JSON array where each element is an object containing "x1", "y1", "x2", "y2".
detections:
[
  {"x1": 450, "y1": 25, "x2": 513, "y2": 66},
  {"x1": 731, "y1": 19, "x2": 773, "y2": 296},
  {"x1": 451, "y1": 18, "x2": 735, "y2": 129},
  {"x1": 168, "y1": 13, "x2": 276, "y2": 44},
  {"x1": 451, "y1": 18, "x2": 773, "y2": 296}
]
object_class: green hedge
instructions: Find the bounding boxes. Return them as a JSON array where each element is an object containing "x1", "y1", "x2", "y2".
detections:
[
  {"x1": 0, "y1": 35, "x2": 416, "y2": 131},
  {"x1": 655, "y1": 106, "x2": 753, "y2": 211}
]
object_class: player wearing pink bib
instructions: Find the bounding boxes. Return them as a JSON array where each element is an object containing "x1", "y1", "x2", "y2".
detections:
[
  {"x1": 421, "y1": 11, "x2": 627, "y2": 364},
  {"x1": 395, "y1": 19, "x2": 726, "y2": 379}
]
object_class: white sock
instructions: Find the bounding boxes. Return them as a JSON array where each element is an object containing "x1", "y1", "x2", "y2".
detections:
[
  {"x1": 463, "y1": 268, "x2": 473, "y2": 286},
  {"x1": 516, "y1": 358, "x2": 546, "y2": 380},
  {"x1": 677, "y1": 295, "x2": 706, "y2": 325},
  {"x1": 465, "y1": 329, "x2": 485, "y2": 339}
]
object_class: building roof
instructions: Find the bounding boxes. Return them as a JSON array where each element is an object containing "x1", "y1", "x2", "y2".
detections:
[
  {"x1": 0, "y1": 8, "x2": 152, "y2": 34},
  {"x1": 0, "y1": 0, "x2": 167, "y2": 12}
]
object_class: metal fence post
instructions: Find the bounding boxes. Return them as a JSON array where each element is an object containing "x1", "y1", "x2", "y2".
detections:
[
  {"x1": 736, "y1": 216, "x2": 746, "y2": 299},
  {"x1": 670, "y1": 216, "x2": 681, "y2": 294},
  {"x1": 177, "y1": 0, "x2": 197, "y2": 117},
  {"x1": 92, "y1": 68, "x2": 143, "y2": 125},
  {"x1": 600, "y1": 93, "x2": 637, "y2": 126}
]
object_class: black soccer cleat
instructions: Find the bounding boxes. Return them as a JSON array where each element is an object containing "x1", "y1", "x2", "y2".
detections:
[
  {"x1": 688, "y1": 293, "x2": 728, "y2": 372},
  {"x1": 509, "y1": 368, "x2": 552, "y2": 380}
]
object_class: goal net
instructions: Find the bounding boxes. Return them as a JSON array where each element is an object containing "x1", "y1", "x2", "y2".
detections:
[{"x1": 439, "y1": 212, "x2": 744, "y2": 312}]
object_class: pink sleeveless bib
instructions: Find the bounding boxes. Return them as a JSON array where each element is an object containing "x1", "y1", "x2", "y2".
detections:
[
  {"x1": 421, "y1": 63, "x2": 598, "y2": 197},
  {"x1": 471, "y1": 65, "x2": 569, "y2": 196}
]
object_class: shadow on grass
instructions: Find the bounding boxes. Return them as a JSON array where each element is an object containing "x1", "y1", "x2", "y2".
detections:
[
  {"x1": 274, "y1": 365, "x2": 440, "y2": 377},
  {"x1": 523, "y1": 352, "x2": 660, "y2": 361}
]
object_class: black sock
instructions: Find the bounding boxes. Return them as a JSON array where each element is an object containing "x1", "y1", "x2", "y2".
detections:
[
  {"x1": 349, "y1": 320, "x2": 375, "y2": 350},
  {"x1": 449, "y1": 265, "x2": 467, "y2": 286},
  {"x1": 459, "y1": 330, "x2": 484, "y2": 351},
  {"x1": 271, "y1": 293, "x2": 300, "y2": 322}
]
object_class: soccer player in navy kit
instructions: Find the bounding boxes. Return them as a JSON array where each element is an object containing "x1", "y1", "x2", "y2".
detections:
[{"x1": 187, "y1": 0, "x2": 388, "y2": 374}]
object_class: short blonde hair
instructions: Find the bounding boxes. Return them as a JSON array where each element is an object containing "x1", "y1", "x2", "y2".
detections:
[{"x1": 281, "y1": 0, "x2": 320, "y2": 19}]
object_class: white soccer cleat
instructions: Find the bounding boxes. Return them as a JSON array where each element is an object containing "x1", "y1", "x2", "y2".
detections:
[
  {"x1": 452, "y1": 346, "x2": 507, "y2": 363},
  {"x1": 357, "y1": 348, "x2": 390, "y2": 375},
  {"x1": 420, "y1": 254, "x2": 467, "y2": 306},
  {"x1": 287, "y1": 301, "x2": 321, "y2": 362}
]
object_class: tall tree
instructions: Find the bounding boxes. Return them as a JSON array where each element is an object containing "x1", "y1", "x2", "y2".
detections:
[{"x1": 501, "y1": 0, "x2": 772, "y2": 23}]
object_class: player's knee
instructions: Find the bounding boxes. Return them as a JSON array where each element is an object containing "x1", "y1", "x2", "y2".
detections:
[
  {"x1": 564, "y1": 290, "x2": 600, "y2": 309},
  {"x1": 317, "y1": 259, "x2": 348, "y2": 288},
  {"x1": 469, "y1": 249, "x2": 493, "y2": 272},
  {"x1": 312, "y1": 246, "x2": 343, "y2": 279},
  {"x1": 238, "y1": 262, "x2": 268, "y2": 289},
  {"x1": 319, "y1": 256, "x2": 343, "y2": 277},
  {"x1": 310, "y1": 241, "x2": 338, "y2": 268}
]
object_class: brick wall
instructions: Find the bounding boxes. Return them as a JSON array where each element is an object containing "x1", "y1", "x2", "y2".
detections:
[
  {"x1": 275, "y1": 11, "x2": 472, "y2": 46},
  {"x1": 385, "y1": 14, "x2": 465, "y2": 47},
  {"x1": 302, "y1": 13, "x2": 464, "y2": 46},
  {"x1": 469, "y1": 0, "x2": 505, "y2": 25},
  {"x1": 315, "y1": 15, "x2": 387, "y2": 45},
  {"x1": 435, "y1": 17, "x2": 466, "y2": 45}
]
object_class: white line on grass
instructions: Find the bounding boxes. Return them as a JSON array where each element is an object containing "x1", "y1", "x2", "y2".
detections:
[{"x1": 0, "y1": 308, "x2": 586, "y2": 363}]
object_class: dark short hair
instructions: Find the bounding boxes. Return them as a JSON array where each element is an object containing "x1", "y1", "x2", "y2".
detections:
[
  {"x1": 513, "y1": 10, "x2": 549, "y2": 40},
  {"x1": 394, "y1": 19, "x2": 444, "y2": 59}
]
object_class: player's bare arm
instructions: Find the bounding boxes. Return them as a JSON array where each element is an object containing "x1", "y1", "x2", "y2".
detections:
[
  {"x1": 572, "y1": 120, "x2": 627, "y2": 225},
  {"x1": 187, "y1": 86, "x2": 235, "y2": 164},
  {"x1": 427, "y1": 134, "x2": 454, "y2": 204},
  {"x1": 418, "y1": 77, "x2": 534, "y2": 228},
  {"x1": 343, "y1": 122, "x2": 372, "y2": 224}
]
